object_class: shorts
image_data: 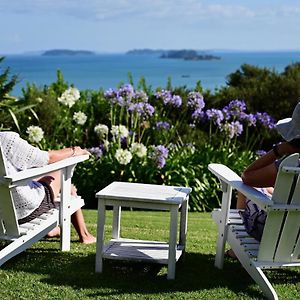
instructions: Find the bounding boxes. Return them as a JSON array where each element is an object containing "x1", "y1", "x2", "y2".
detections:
[
  {"x1": 239, "y1": 188, "x2": 269, "y2": 241},
  {"x1": 18, "y1": 181, "x2": 59, "y2": 225}
]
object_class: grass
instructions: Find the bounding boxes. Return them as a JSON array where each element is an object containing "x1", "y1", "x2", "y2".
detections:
[{"x1": 0, "y1": 210, "x2": 300, "y2": 299}]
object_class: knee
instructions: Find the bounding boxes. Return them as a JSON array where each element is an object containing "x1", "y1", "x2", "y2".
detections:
[{"x1": 241, "y1": 171, "x2": 253, "y2": 186}]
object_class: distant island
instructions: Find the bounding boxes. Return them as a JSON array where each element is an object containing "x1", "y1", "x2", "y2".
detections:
[
  {"x1": 126, "y1": 49, "x2": 220, "y2": 61},
  {"x1": 42, "y1": 49, "x2": 95, "y2": 56},
  {"x1": 126, "y1": 49, "x2": 165, "y2": 55},
  {"x1": 161, "y1": 50, "x2": 220, "y2": 61}
]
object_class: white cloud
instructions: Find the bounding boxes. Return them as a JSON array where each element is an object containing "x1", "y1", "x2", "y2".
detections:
[{"x1": 0, "y1": 0, "x2": 300, "y2": 22}]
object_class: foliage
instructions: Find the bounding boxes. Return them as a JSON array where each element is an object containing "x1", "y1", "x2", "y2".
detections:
[
  {"x1": 209, "y1": 63, "x2": 300, "y2": 121},
  {"x1": 4, "y1": 61, "x2": 300, "y2": 211}
]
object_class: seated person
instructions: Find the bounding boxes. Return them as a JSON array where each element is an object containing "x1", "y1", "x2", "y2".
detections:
[
  {"x1": 0, "y1": 131, "x2": 96, "y2": 244},
  {"x1": 227, "y1": 102, "x2": 300, "y2": 258}
]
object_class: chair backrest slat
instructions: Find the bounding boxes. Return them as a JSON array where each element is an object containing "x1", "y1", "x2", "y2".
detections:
[
  {"x1": 258, "y1": 154, "x2": 299, "y2": 261},
  {"x1": 285, "y1": 172, "x2": 300, "y2": 262},
  {"x1": 0, "y1": 146, "x2": 20, "y2": 237}
]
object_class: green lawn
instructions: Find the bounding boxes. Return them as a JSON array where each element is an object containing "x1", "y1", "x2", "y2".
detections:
[{"x1": 0, "y1": 210, "x2": 299, "y2": 299}]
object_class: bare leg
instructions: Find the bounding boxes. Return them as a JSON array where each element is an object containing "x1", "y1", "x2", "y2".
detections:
[
  {"x1": 39, "y1": 172, "x2": 95, "y2": 244},
  {"x1": 237, "y1": 192, "x2": 247, "y2": 209},
  {"x1": 71, "y1": 210, "x2": 96, "y2": 244}
]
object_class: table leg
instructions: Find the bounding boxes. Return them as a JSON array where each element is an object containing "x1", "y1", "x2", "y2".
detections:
[
  {"x1": 112, "y1": 205, "x2": 121, "y2": 239},
  {"x1": 179, "y1": 197, "x2": 189, "y2": 248},
  {"x1": 95, "y1": 199, "x2": 106, "y2": 273},
  {"x1": 168, "y1": 205, "x2": 178, "y2": 280}
]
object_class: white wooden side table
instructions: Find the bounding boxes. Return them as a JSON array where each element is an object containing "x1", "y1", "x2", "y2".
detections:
[{"x1": 95, "y1": 181, "x2": 192, "y2": 279}]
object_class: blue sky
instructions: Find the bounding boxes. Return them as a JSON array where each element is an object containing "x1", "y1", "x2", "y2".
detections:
[{"x1": 1, "y1": 0, "x2": 300, "y2": 54}]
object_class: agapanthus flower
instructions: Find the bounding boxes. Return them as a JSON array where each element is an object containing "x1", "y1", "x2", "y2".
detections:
[
  {"x1": 133, "y1": 90, "x2": 148, "y2": 102},
  {"x1": 149, "y1": 145, "x2": 169, "y2": 169},
  {"x1": 89, "y1": 147, "x2": 103, "y2": 159},
  {"x1": 26, "y1": 126, "x2": 44, "y2": 143},
  {"x1": 206, "y1": 109, "x2": 224, "y2": 126},
  {"x1": 187, "y1": 92, "x2": 205, "y2": 110},
  {"x1": 222, "y1": 100, "x2": 247, "y2": 120},
  {"x1": 111, "y1": 125, "x2": 129, "y2": 139},
  {"x1": 130, "y1": 142, "x2": 147, "y2": 158},
  {"x1": 58, "y1": 87, "x2": 80, "y2": 108},
  {"x1": 156, "y1": 121, "x2": 170, "y2": 130},
  {"x1": 118, "y1": 84, "x2": 135, "y2": 100},
  {"x1": 143, "y1": 103, "x2": 155, "y2": 117},
  {"x1": 155, "y1": 90, "x2": 172, "y2": 104},
  {"x1": 94, "y1": 124, "x2": 109, "y2": 138},
  {"x1": 73, "y1": 111, "x2": 87, "y2": 125},
  {"x1": 104, "y1": 88, "x2": 119, "y2": 104},
  {"x1": 220, "y1": 121, "x2": 243, "y2": 139},
  {"x1": 192, "y1": 109, "x2": 205, "y2": 120},
  {"x1": 243, "y1": 113, "x2": 257, "y2": 127},
  {"x1": 170, "y1": 95, "x2": 182, "y2": 107},
  {"x1": 255, "y1": 112, "x2": 276, "y2": 129},
  {"x1": 115, "y1": 149, "x2": 132, "y2": 165}
]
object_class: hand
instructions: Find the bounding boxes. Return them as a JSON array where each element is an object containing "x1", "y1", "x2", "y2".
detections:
[{"x1": 72, "y1": 146, "x2": 91, "y2": 156}]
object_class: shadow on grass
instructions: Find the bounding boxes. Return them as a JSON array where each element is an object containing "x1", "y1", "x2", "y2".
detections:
[{"x1": 4, "y1": 247, "x2": 299, "y2": 299}]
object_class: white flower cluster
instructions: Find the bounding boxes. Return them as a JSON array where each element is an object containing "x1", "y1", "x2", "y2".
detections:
[
  {"x1": 26, "y1": 125, "x2": 44, "y2": 143},
  {"x1": 115, "y1": 149, "x2": 132, "y2": 165},
  {"x1": 94, "y1": 124, "x2": 109, "y2": 138},
  {"x1": 58, "y1": 87, "x2": 80, "y2": 108},
  {"x1": 73, "y1": 111, "x2": 87, "y2": 125},
  {"x1": 130, "y1": 142, "x2": 147, "y2": 158},
  {"x1": 111, "y1": 125, "x2": 129, "y2": 139}
]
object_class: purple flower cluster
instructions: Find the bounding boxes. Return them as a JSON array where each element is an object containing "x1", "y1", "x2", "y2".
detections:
[
  {"x1": 104, "y1": 84, "x2": 154, "y2": 118},
  {"x1": 206, "y1": 109, "x2": 224, "y2": 126},
  {"x1": 255, "y1": 112, "x2": 276, "y2": 129},
  {"x1": 187, "y1": 92, "x2": 205, "y2": 110},
  {"x1": 188, "y1": 92, "x2": 206, "y2": 121},
  {"x1": 204, "y1": 100, "x2": 276, "y2": 133},
  {"x1": 243, "y1": 113, "x2": 257, "y2": 127},
  {"x1": 150, "y1": 145, "x2": 169, "y2": 169},
  {"x1": 89, "y1": 147, "x2": 103, "y2": 159},
  {"x1": 220, "y1": 121, "x2": 243, "y2": 139},
  {"x1": 222, "y1": 100, "x2": 246, "y2": 121},
  {"x1": 156, "y1": 121, "x2": 170, "y2": 130},
  {"x1": 155, "y1": 90, "x2": 182, "y2": 107}
]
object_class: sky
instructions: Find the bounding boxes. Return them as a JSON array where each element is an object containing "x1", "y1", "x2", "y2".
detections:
[{"x1": 1, "y1": 0, "x2": 300, "y2": 54}]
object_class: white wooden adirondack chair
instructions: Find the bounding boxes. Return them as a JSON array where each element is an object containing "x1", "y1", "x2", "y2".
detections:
[
  {"x1": 209, "y1": 154, "x2": 300, "y2": 300},
  {"x1": 0, "y1": 145, "x2": 89, "y2": 267}
]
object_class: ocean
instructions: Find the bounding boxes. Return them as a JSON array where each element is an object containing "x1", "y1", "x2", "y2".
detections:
[{"x1": 3, "y1": 51, "x2": 300, "y2": 96}]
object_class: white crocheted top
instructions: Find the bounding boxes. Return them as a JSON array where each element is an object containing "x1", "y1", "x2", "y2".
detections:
[{"x1": 0, "y1": 132, "x2": 49, "y2": 219}]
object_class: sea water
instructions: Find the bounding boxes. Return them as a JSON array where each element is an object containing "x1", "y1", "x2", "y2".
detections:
[{"x1": 3, "y1": 51, "x2": 300, "y2": 96}]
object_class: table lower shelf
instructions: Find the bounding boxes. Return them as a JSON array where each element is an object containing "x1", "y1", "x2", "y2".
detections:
[{"x1": 102, "y1": 238, "x2": 184, "y2": 264}]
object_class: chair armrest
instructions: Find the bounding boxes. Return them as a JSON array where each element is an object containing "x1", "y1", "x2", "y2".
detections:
[
  {"x1": 5, "y1": 155, "x2": 89, "y2": 184},
  {"x1": 208, "y1": 163, "x2": 273, "y2": 210}
]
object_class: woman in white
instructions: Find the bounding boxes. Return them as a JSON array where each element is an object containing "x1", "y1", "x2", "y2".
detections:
[{"x1": 0, "y1": 131, "x2": 96, "y2": 244}]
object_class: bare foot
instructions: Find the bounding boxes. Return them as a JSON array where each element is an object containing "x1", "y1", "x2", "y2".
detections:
[
  {"x1": 225, "y1": 248, "x2": 237, "y2": 260},
  {"x1": 80, "y1": 233, "x2": 96, "y2": 244},
  {"x1": 47, "y1": 226, "x2": 61, "y2": 238}
]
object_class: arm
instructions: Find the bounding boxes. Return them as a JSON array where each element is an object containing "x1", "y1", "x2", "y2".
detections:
[
  {"x1": 242, "y1": 142, "x2": 300, "y2": 187},
  {"x1": 48, "y1": 146, "x2": 90, "y2": 164}
]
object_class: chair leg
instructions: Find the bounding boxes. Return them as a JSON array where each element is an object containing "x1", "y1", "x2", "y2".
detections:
[
  {"x1": 228, "y1": 231, "x2": 278, "y2": 300},
  {"x1": 241, "y1": 261, "x2": 278, "y2": 300},
  {"x1": 212, "y1": 209, "x2": 226, "y2": 269},
  {"x1": 0, "y1": 222, "x2": 57, "y2": 267}
]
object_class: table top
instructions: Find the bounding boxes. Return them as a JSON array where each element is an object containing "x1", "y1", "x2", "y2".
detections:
[{"x1": 96, "y1": 182, "x2": 192, "y2": 205}]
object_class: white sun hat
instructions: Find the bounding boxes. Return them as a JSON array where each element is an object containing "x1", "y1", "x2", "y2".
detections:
[{"x1": 275, "y1": 102, "x2": 300, "y2": 141}]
